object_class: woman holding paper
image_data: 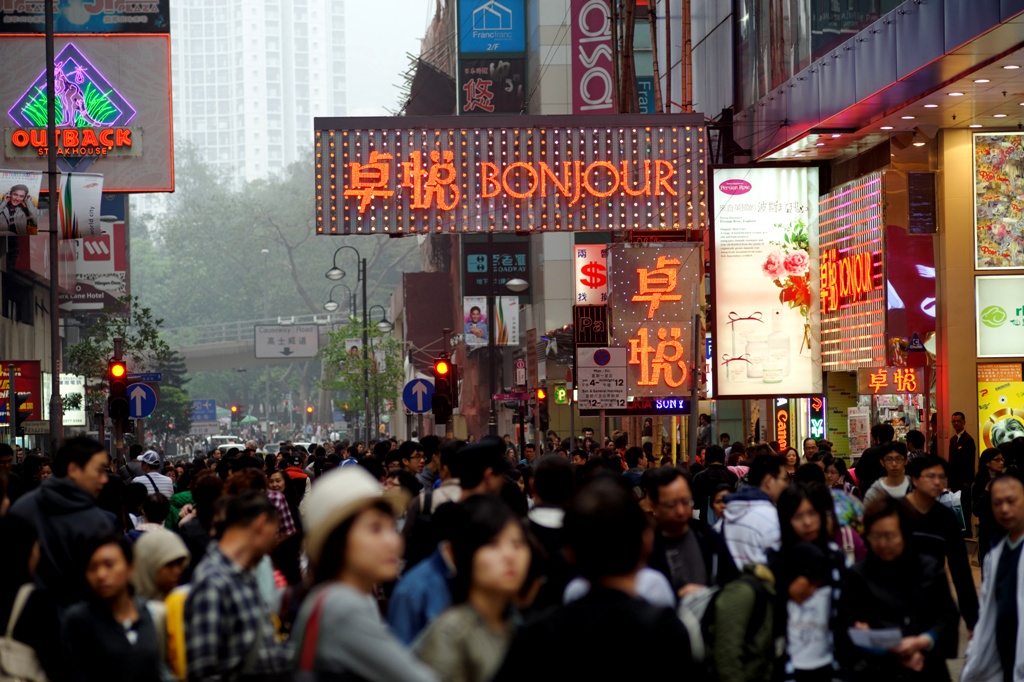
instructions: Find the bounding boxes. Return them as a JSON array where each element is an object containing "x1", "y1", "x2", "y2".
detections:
[{"x1": 838, "y1": 496, "x2": 959, "y2": 680}]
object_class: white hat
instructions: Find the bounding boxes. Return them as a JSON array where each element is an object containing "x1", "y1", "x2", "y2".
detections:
[
  {"x1": 303, "y1": 466, "x2": 406, "y2": 567},
  {"x1": 139, "y1": 450, "x2": 161, "y2": 466}
]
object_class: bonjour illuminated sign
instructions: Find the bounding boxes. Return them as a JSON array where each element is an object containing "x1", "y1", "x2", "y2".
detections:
[{"x1": 315, "y1": 114, "x2": 709, "y2": 234}]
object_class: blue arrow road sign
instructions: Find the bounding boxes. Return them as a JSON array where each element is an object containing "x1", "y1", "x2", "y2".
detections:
[
  {"x1": 403, "y1": 379, "x2": 435, "y2": 414},
  {"x1": 191, "y1": 399, "x2": 217, "y2": 421},
  {"x1": 128, "y1": 383, "x2": 158, "y2": 419}
]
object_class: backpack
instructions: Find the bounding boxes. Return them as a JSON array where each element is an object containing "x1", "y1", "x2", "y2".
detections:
[{"x1": 678, "y1": 572, "x2": 771, "y2": 669}]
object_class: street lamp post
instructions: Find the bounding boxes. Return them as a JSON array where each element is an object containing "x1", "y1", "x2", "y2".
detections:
[
  {"x1": 326, "y1": 246, "x2": 369, "y2": 444},
  {"x1": 367, "y1": 304, "x2": 393, "y2": 439},
  {"x1": 261, "y1": 249, "x2": 270, "y2": 437}
]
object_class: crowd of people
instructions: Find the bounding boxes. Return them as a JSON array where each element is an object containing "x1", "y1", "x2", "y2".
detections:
[{"x1": 0, "y1": 419, "x2": 1021, "y2": 681}]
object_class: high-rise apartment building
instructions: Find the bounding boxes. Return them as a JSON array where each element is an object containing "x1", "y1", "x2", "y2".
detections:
[{"x1": 169, "y1": 0, "x2": 346, "y2": 184}]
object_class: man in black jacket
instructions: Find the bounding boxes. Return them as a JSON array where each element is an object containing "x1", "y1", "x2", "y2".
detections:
[
  {"x1": 9, "y1": 437, "x2": 116, "y2": 608},
  {"x1": 494, "y1": 478, "x2": 701, "y2": 680},
  {"x1": 904, "y1": 455, "x2": 979, "y2": 632},
  {"x1": 691, "y1": 445, "x2": 738, "y2": 524},
  {"x1": 643, "y1": 467, "x2": 737, "y2": 598},
  {"x1": 949, "y1": 411, "x2": 977, "y2": 537}
]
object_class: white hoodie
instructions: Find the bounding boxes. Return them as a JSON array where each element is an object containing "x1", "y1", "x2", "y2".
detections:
[{"x1": 721, "y1": 487, "x2": 781, "y2": 570}]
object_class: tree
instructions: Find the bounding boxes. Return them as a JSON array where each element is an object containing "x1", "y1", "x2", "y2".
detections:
[
  {"x1": 148, "y1": 349, "x2": 192, "y2": 439},
  {"x1": 320, "y1": 322, "x2": 404, "y2": 430},
  {"x1": 65, "y1": 295, "x2": 172, "y2": 412}
]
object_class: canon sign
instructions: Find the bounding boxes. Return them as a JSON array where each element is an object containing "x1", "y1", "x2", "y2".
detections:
[{"x1": 571, "y1": 0, "x2": 615, "y2": 114}]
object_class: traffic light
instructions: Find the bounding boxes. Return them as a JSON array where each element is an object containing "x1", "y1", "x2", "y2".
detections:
[
  {"x1": 536, "y1": 387, "x2": 550, "y2": 432},
  {"x1": 306, "y1": 405, "x2": 314, "y2": 415},
  {"x1": 108, "y1": 359, "x2": 129, "y2": 422},
  {"x1": 8, "y1": 390, "x2": 31, "y2": 437},
  {"x1": 432, "y1": 353, "x2": 453, "y2": 424},
  {"x1": 230, "y1": 405, "x2": 245, "y2": 423}
]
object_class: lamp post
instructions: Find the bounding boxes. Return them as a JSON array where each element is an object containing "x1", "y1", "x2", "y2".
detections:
[
  {"x1": 326, "y1": 246, "x2": 369, "y2": 444},
  {"x1": 323, "y1": 283, "x2": 355, "y2": 314},
  {"x1": 486, "y1": 276, "x2": 530, "y2": 436},
  {"x1": 367, "y1": 305, "x2": 393, "y2": 438},
  {"x1": 261, "y1": 249, "x2": 270, "y2": 436}
]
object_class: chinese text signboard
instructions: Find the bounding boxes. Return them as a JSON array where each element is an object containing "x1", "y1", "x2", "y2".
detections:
[
  {"x1": 611, "y1": 244, "x2": 701, "y2": 398},
  {"x1": 463, "y1": 236, "x2": 529, "y2": 296},
  {"x1": 711, "y1": 167, "x2": 822, "y2": 398},
  {"x1": 0, "y1": 361, "x2": 41, "y2": 422},
  {"x1": 0, "y1": 1, "x2": 169, "y2": 33},
  {"x1": 856, "y1": 367, "x2": 925, "y2": 395},
  {"x1": 977, "y1": 275, "x2": 1024, "y2": 358},
  {"x1": 577, "y1": 347, "x2": 628, "y2": 409},
  {"x1": 254, "y1": 326, "x2": 319, "y2": 359},
  {"x1": 978, "y1": 364, "x2": 1023, "y2": 383},
  {"x1": 315, "y1": 114, "x2": 708, "y2": 234},
  {"x1": 458, "y1": 0, "x2": 526, "y2": 54},
  {"x1": 574, "y1": 242, "x2": 608, "y2": 304},
  {"x1": 0, "y1": 37, "x2": 173, "y2": 192},
  {"x1": 458, "y1": 58, "x2": 525, "y2": 115},
  {"x1": 819, "y1": 173, "x2": 885, "y2": 371}
]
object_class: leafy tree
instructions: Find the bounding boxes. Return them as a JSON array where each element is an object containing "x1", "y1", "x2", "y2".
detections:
[
  {"x1": 146, "y1": 349, "x2": 192, "y2": 438},
  {"x1": 320, "y1": 322, "x2": 403, "y2": 421},
  {"x1": 65, "y1": 295, "x2": 172, "y2": 411}
]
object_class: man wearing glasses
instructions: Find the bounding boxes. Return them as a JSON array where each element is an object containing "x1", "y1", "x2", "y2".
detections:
[
  {"x1": 398, "y1": 440, "x2": 426, "y2": 478},
  {"x1": 905, "y1": 454, "x2": 979, "y2": 633},
  {"x1": 863, "y1": 442, "x2": 911, "y2": 506}
]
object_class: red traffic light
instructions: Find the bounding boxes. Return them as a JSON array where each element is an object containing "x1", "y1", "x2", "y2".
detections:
[
  {"x1": 109, "y1": 362, "x2": 127, "y2": 379},
  {"x1": 435, "y1": 359, "x2": 450, "y2": 376}
]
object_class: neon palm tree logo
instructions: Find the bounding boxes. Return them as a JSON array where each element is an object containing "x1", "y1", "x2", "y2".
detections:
[{"x1": 9, "y1": 43, "x2": 136, "y2": 129}]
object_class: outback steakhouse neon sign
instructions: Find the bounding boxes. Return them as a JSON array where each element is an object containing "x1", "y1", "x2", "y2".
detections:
[
  {"x1": 5, "y1": 42, "x2": 139, "y2": 162},
  {"x1": 315, "y1": 114, "x2": 708, "y2": 234}
]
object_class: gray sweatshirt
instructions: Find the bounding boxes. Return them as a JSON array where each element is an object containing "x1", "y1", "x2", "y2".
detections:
[{"x1": 292, "y1": 583, "x2": 438, "y2": 682}]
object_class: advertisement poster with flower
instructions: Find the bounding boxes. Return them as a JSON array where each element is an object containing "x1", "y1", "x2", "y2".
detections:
[
  {"x1": 712, "y1": 167, "x2": 822, "y2": 397},
  {"x1": 974, "y1": 133, "x2": 1024, "y2": 269}
]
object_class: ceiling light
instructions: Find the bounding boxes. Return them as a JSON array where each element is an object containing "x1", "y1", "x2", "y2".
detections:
[
  {"x1": 924, "y1": 104, "x2": 938, "y2": 108},
  {"x1": 994, "y1": 113, "x2": 1008, "y2": 118},
  {"x1": 949, "y1": 92, "x2": 964, "y2": 96},
  {"x1": 1004, "y1": 65, "x2": 1020, "y2": 70},
  {"x1": 975, "y1": 79, "x2": 991, "y2": 83},
  {"x1": 831, "y1": 134, "x2": 842, "y2": 138},
  {"x1": 969, "y1": 124, "x2": 983, "y2": 128},
  {"x1": 881, "y1": 125, "x2": 894, "y2": 130},
  {"x1": 815, "y1": 142, "x2": 825, "y2": 146},
  {"x1": 901, "y1": 116, "x2": 915, "y2": 120},
  {"x1": 912, "y1": 141, "x2": 926, "y2": 147}
]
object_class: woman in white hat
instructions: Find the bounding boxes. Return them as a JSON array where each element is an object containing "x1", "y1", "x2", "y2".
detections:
[{"x1": 292, "y1": 466, "x2": 438, "y2": 681}]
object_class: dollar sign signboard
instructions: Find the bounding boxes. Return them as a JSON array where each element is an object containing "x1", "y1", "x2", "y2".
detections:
[{"x1": 574, "y1": 243, "x2": 609, "y2": 305}]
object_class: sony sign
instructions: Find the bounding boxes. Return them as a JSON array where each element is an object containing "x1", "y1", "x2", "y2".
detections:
[{"x1": 571, "y1": 0, "x2": 614, "y2": 114}]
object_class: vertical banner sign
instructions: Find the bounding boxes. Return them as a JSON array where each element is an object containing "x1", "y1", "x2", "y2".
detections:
[
  {"x1": 58, "y1": 172, "x2": 104, "y2": 239},
  {"x1": 974, "y1": 133, "x2": 1024, "y2": 269},
  {"x1": 574, "y1": 242, "x2": 608, "y2": 304},
  {"x1": 775, "y1": 398, "x2": 791, "y2": 451},
  {"x1": 808, "y1": 396, "x2": 826, "y2": 441},
  {"x1": 0, "y1": 169, "x2": 42, "y2": 235},
  {"x1": 573, "y1": 304, "x2": 609, "y2": 346},
  {"x1": 611, "y1": 244, "x2": 702, "y2": 398},
  {"x1": 42, "y1": 373, "x2": 86, "y2": 427},
  {"x1": 463, "y1": 296, "x2": 489, "y2": 348},
  {"x1": 712, "y1": 167, "x2": 822, "y2": 397},
  {"x1": 571, "y1": 0, "x2": 614, "y2": 114},
  {"x1": 0, "y1": 361, "x2": 42, "y2": 422},
  {"x1": 60, "y1": 193, "x2": 128, "y2": 311}
]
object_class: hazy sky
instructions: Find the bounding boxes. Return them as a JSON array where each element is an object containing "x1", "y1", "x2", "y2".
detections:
[{"x1": 345, "y1": 1, "x2": 434, "y2": 116}]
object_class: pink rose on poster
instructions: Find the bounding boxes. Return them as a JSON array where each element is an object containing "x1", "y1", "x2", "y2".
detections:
[
  {"x1": 762, "y1": 248, "x2": 786, "y2": 279},
  {"x1": 783, "y1": 249, "x2": 810, "y2": 276}
]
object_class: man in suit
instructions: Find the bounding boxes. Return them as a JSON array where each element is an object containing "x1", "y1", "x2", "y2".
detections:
[{"x1": 949, "y1": 411, "x2": 976, "y2": 538}]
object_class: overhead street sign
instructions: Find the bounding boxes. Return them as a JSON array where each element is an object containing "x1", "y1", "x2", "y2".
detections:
[
  {"x1": 128, "y1": 383, "x2": 158, "y2": 419},
  {"x1": 577, "y1": 347, "x2": 628, "y2": 410},
  {"x1": 254, "y1": 325, "x2": 319, "y2": 359},
  {"x1": 191, "y1": 399, "x2": 217, "y2": 422},
  {"x1": 493, "y1": 392, "x2": 530, "y2": 401},
  {"x1": 21, "y1": 420, "x2": 49, "y2": 435},
  {"x1": 191, "y1": 421, "x2": 220, "y2": 436},
  {"x1": 403, "y1": 379, "x2": 435, "y2": 414},
  {"x1": 128, "y1": 372, "x2": 162, "y2": 382}
]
